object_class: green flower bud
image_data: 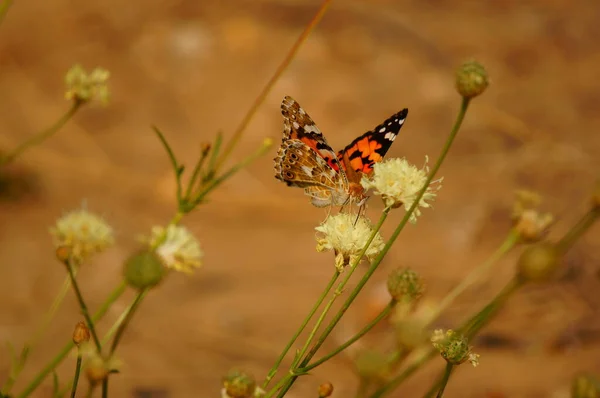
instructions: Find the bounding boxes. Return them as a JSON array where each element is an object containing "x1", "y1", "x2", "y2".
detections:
[
  {"x1": 222, "y1": 369, "x2": 256, "y2": 398},
  {"x1": 123, "y1": 251, "x2": 165, "y2": 290},
  {"x1": 455, "y1": 60, "x2": 489, "y2": 99},
  {"x1": 354, "y1": 349, "x2": 390, "y2": 382},
  {"x1": 431, "y1": 329, "x2": 479, "y2": 367},
  {"x1": 387, "y1": 268, "x2": 424, "y2": 302},
  {"x1": 517, "y1": 242, "x2": 561, "y2": 282}
]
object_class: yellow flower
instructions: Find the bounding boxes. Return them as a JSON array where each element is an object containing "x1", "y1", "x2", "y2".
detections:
[
  {"x1": 64, "y1": 64, "x2": 110, "y2": 105},
  {"x1": 315, "y1": 214, "x2": 384, "y2": 271},
  {"x1": 50, "y1": 207, "x2": 114, "y2": 263},
  {"x1": 148, "y1": 224, "x2": 203, "y2": 274},
  {"x1": 361, "y1": 157, "x2": 441, "y2": 223}
]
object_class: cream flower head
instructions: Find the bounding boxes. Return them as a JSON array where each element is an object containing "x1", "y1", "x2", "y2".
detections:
[
  {"x1": 315, "y1": 213, "x2": 385, "y2": 271},
  {"x1": 50, "y1": 207, "x2": 114, "y2": 263},
  {"x1": 361, "y1": 157, "x2": 442, "y2": 223},
  {"x1": 64, "y1": 64, "x2": 110, "y2": 105},
  {"x1": 148, "y1": 224, "x2": 203, "y2": 274}
]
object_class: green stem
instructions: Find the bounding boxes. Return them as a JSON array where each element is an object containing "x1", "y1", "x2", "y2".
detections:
[
  {"x1": 300, "y1": 300, "x2": 395, "y2": 373},
  {"x1": 435, "y1": 362, "x2": 453, "y2": 398},
  {"x1": 277, "y1": 97, "x2": 471, "y2": 398},
  {"x1": 460, "y1": 277, "x2": 522, "y2": 339},
  {"x1": 430, "y1": 230, "x2": 520, "y2": 323},
  {"x1": 214, "y1": 0, "x2": 333, "y2": 173},
  {"x1": 1, "y1": 100, "x2": 82, "y2": 166},
  {"x1": 263, "y1": 271, "x2": 340, "y2": 389},
  {"x1": 65, "y1": 260, "x2": 102, "y2": 351},
  {"x1": 370, "y1": 349, "x2": 437, "y2": 398},
  {"x1": 192, "y1": 140, "x2": 271, "y2": 207},
  {"x1": 184, "y1": 145, "x2": 211, "y2": 200},
  {"x1": 16, "y1": 281, "x2": 127, "y2": 398},
  {"x1": 69, "y1": 356, "x2": 83, "y2": 398},
  {"x1": 152, "y1": 126, "x2": 183, "y2": 204},
  {"x1": 102, "y1": 289, "x2": 148, "y2": 398},
  {"x1": 556, "y1": 207, "x2": 599, "y2": 254},
  {"x1": 0, "y1": 0, "x2": 14, "y2": 26}
]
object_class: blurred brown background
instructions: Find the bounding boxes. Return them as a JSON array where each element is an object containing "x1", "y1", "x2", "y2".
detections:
[{"x1": 0, "y1": 0, "x2": 599, "y2": 397}]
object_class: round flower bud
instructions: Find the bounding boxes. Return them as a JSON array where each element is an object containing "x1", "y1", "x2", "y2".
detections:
[
  {"x1": 318, "y1": 382, "x2": 334, "y2": 398},
  {"x1": 571, "y1": 373, "x2": 600, "y2": 398},
  {"x1": 222, "y1": 369, "x2": 256, "y2": 398},
  {"x1": 72, "y1": 321, "x2": 91, "y2": 346},
  {"x1": 86, "y1": 355, "x2": 109, "y2": 385},
  {"x1": 517, "y1": 242, "x2": 561, "y2": 283},
  {"x1": 431, "y1": 329, "x2": 479, "y2": 367},
  {"x1": 123, "y1": 251, "x2": 166, "y2": 290},
  {"x1": 354, "y1": 349, "x2": 390, "y2": 382},
  {"x1": 387, "y1": 268, "x2": 424, "y2": 302},
  {"x1": 455, "y1": 60, "x2": 489, "y2": 99}
]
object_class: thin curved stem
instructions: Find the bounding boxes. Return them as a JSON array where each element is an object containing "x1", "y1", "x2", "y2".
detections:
[
  {"x1": 69, "y1": 356, "x2": 83, "y2": 398},
  {"x1": 263, "y1": 271, "x2": 340, "y2": 389},
  {"x1": 435, "y1": 362, "x2": 453, "y2": 398},
  {"x1": 214, "y1": 0, "x2": 333, "y2": 172},
  {"x1": 300, "y1": 300, "x2": 395, "y2": 372},
  {"x1": 1, "y1": 100, "x2": 82, "y2": 166},
  {"x1": 556, "y1": 207, "x2": 599, "y2": 254},
  {"x1": 65, "y1": 260, "x2": 101, "y2": 351},
  {"x1": 16, "y1": 281, "x2": 127, "y2": 398}
]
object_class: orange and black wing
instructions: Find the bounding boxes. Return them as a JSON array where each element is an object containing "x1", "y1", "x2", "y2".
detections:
[{"x1": 337, "y1": 108, "x2": 409, "y2": 174}]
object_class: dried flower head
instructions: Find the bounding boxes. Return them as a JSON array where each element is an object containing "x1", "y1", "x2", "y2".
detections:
[
  {"x1": 315, "y1": 213, "x2": 385, "y2": 271},
  {"x1": 146, "y1": 224, "x2": 203, "y2": 274},
  {"x1": 431, "y1": 329, "x2": 479, "y2": 367},
  {"x1": 512, "y1": 190, "x2": 554, "y2": 242},
  {"x1": 455, "y1": 60, "x2": 489, "y2": 99},
  {"x1": 50, "y1": 207, "x2": 114, "y2": 263},
  {"x1": 318, "y1": 382, "x2": 334, "y2": 398},
  {"x1": 64, "y1": 64, "x2": 110, "y2": 105},
  {"x1": 361, "y1": 157, "x2": 441, "y2": 223},
  {"x1": 72, "y1": 321, "x2": 91, "y2": 346}
]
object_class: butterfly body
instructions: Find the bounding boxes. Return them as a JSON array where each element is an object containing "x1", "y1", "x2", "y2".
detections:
[{"x1": 274, "y1": 96, "x2": 408, "y2": 207}]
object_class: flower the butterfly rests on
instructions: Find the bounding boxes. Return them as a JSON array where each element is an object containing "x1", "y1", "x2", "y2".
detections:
[{"x1": 273, "y1": 96, "x2": 409, "y2": 208}]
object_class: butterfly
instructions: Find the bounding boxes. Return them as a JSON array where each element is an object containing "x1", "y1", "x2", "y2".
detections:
[{"x1": 274, "y1": 96, "x2": 408, "y2": 207}]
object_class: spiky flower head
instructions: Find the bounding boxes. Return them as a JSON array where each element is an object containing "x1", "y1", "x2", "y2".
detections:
[
  {"x1": 455, "y1": 60, "x2": 489, "y2": 99},
  {"x1": 65, "y1": 64, "x2": 110, "y2": 105},
  {"x1": 431, "y1": 329, "x2": 479, "y2": 367},
  {"x1": 50, "y1": 207, "x2": 114, "y2": 263},
  {"x1": 315, "y1": 213, "x2": 385, "y2": 272},
  {"x1": 147, "y1": 224, "x2": 203, "y2": 274},
  {"x1": 361, "y1": 157, "x2": 441, "y2": 223}
]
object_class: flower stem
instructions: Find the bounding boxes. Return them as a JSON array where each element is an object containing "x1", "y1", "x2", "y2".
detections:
[
  {"x1": 276, "y1": 97, "x2": 471, "y2": 398},
  {"x1": 435, "y1": 362, "x2": 454, "y2": 398},
  {"x1": 429, "y1": 230, "x2": 520, "y2": 323},
  {"x1": 370, "y1": 348, "x2": 437, "y2": 397},
  {"x1": 556, "y1": 207, "x2": 599, "y2": 254},
  {"x1": 214, "y1": 0, "x2": 333, "y2": 172},
  {"x1": 263, "y1": 271, "x2": 340, "y2": 389},
  {"x1": 1, "y1": 275, "x2": 74, "y2": 394},
  {"x1": 16, "y1": 281, "x2": 127, "y2": 398},
  {"x1": 0, "y1": 100, "x2": 82, "y2": 166},
  {"x1": 299, "y1": 300, "x2": 395, "y2": 373},
  {"x1": 101, "y1": 288, "x2": 149, "y2": 398},
  {"x1": 65, "y1": 259, "x2": 102, "y2": 351},
  {"x1": 69, "y1": 356, "x2": 83, "y2": 398}
]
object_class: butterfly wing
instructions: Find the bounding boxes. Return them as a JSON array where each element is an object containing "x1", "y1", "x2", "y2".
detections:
[
  {"x1": 337, "y1": 108, "x2": 409, "y2": 175},
  {"x1": 274, "y1": 139, "x2": 349, "y2": 207},
  {"x1": 281, "y1": 96, "x2": 345, "y2": 173}
]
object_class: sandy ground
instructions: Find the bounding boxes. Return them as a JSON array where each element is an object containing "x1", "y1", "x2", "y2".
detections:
[{"x1": 0, "y1": 0, "x2": 599, "y2": 397}]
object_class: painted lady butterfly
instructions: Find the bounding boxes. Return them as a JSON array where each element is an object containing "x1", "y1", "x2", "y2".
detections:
[{"x1": 274, "y1": 96, "x2": 408, "y2": 207}]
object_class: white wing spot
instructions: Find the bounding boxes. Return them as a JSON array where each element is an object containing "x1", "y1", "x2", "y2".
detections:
[
  {"x1": 398, "y1": 119, "x2": 405, "y2": 125},
  {"x1": 301, "y1": 165, "x2": 314, "y2": 176},
  {"x1": 384, "y1": 132, "x2": 396, "y2": 141},
  {"x1": 304, "y1": 124, "x2": 320, "y2": 134},
  {"x1": 293, "y1": 122, "x2": 300, "y2": 129},
  {"x1": 378, "y1": 127, "x2": 386, "y2": 133}
]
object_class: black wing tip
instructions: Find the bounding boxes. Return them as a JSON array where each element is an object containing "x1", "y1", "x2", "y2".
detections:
[{"x1": 397, "y1": 108, "x2": 408, "y2": 118}]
